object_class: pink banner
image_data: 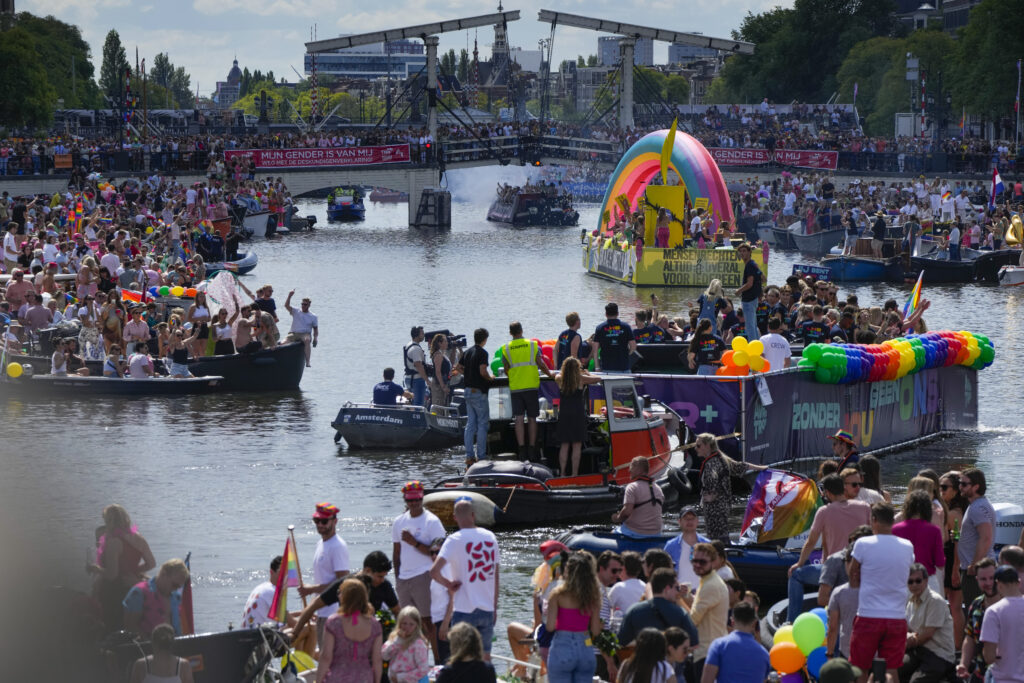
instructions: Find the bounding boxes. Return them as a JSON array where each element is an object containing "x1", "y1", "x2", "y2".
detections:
[
  {"x1": 708, "y1": 148, "x2": 838, "y2": 170},
  {"x1": 224, "y1": 144, "x2": 411, "y2": 169}
]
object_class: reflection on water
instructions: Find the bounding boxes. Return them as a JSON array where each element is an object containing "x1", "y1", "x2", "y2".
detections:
[{"x1": 2, "y1": 180, "x2": 1023, "y2": 654}]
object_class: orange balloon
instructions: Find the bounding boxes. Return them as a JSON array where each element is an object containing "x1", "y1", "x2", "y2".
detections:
[
  {"x1": 770, "y1": 642, "x2": 806, "y2": 675},
  {"x1": 721, "y1": 350, "x2": 735, "y2": 366},
  {"x1": 762, "y1": 360, "x2": 771, "y2": 372},
  {"x1": 185, "y1": 288, "x2": 198, "y2": 298}
]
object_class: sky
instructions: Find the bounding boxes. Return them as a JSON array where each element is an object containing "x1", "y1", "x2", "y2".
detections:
[{"x1": 25, "y1": 0, "x2": 791, "y2": 98}]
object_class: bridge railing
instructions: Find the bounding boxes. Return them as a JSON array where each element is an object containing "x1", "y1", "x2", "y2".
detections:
[
  {"x1": 440, "y1": 136, "x2": 521, "y2": 165},
  {"x1": 440, "y1": 135, "x2": 621, "y2": 167}
]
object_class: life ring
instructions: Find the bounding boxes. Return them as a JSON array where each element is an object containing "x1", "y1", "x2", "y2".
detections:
[{"x1": 667, "y1": 466, "x2": 692, "y2": 497}]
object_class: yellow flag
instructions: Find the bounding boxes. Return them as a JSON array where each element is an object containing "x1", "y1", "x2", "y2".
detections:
[{"x1": 660, "y1": 118, "x2": 678, "y2": 185}]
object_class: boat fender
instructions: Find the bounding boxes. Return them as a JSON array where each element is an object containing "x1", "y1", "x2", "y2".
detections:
[
  {"x1": 423, "y1": 490, "x2": 499, "y2": 528},
  {"x1": 667, "y1": 466, "x2": 692, "y2": 497}
]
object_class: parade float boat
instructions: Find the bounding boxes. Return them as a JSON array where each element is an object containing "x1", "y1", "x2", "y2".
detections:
[
  {"x1": 791, "y1": 226, "x2": 845, "y2": 257},
  {"x1": 206, "y1": 250, "x2": 259, "y2": 275},
  {"x1": 331, "y1": 398, "x2": 467, "y2": 450},
  {"x1": 582, "y1": 129, "x2": 764, "y2": 288},
  {"x1": 423, "y1": 375, "x2": 693, "y2": 528},
  {"x1": 0, "y1": 372, "x2": 225, "y2": 396},
  {"x1": 909, "y1": 239, "x2": 978, "y2": 283},
  {"x1": 326, "y1": 187, "x2": 366, "y2": 221},
  {"x1": 487, "y1": 189, "x2": 580, "y2": 227},
  {"x1": 820, "y1": 254, "x2": 904, "y2": 282}
]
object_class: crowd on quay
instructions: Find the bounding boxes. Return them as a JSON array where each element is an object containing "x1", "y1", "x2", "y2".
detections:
[
  {"x1": 91, "y1": 455, "x2": 1024, "y2": 683},
  {"x1": 0, "y1": 170, "x2": 322, "y2": 373}
]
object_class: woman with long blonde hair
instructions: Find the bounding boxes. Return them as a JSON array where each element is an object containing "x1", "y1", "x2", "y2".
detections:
[
  {"x1": 381, "y1": 605, "x2": 431, "y2": 683},
  {"x1": 545, "y1": 553, "x2": 603, "y2": 683}
]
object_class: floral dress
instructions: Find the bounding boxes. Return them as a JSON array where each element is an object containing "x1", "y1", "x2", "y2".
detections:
[{"x1": 322, "y1": 613, "x2": 382, "y2": 683}]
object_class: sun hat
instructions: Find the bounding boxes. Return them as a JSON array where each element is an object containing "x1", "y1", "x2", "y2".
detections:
[
  {"x1": 402, "y1": 481, "x2": 425, "y2": 500},
  {"x1": 828, "y1": 429, "x2": 855, "y2": 446}
]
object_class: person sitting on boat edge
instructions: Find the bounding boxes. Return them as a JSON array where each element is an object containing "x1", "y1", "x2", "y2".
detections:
[
  {"x1": 103, "y1": 344, "x2": 126, "y2": 377},
  {"x1": 374, "y1": 367, "x2": 413, "y2": 405},
  {"x1": 128, "y1": 343, "x2": 155, "y2": 379},
  {"x1": 122, "y1": 558, "x2": 190, "y2": 637},
  {"x1": 611, "y1": 456, "x2": 665, "y2": 538}
]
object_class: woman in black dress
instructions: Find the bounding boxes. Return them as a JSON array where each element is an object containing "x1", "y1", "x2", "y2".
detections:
[{"x1": 555, "y1": 357, "x2": 601, "y2": 477}]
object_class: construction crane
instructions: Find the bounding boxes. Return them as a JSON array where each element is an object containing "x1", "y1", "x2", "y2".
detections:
[{"x1": 536, "y1": 9, "x2": 755, "y2": 129}]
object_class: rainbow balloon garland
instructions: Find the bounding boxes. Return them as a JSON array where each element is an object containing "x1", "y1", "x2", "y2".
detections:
[{"x1": 797, "y1": 330, "x2": 995, "y2": 384}]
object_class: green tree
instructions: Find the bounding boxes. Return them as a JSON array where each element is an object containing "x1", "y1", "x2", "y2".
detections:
[
  {"x1": 440, "y1": 48, "x2": 457, "y2": 76},
  {"x1": 13, "y1": 12, "x2": 102, "y2": 108},
  {"x1": 239, "y1": 66, "x2": 252, "y2": 98},
  {"x1": 587, "y1": 54, "x2": 599, "y2": 67},
  {"x1": 836, "y1": 36, "x2": 904, "y2": 135},
  {"x1": 577, "y1": 55, "x2": 586, "y2": 67},
  {"x1": 948, "y1": 0, "x2": 1024, "y2": 121},
  {"x1": 458, "y1": 49, "x2": 470, "y2": 82},
  {"x1": 150, "y1": 53, "x2": 174, "y2": 89},
  {"x1": 169, "y1": 66, "x2": 193, "y2": 108},
  {"x1": 99, "y1": 29, "x2": 129, "y2": 101},
  {"x1": 0, "y1": 27, "x2": 57, "y2": 127}
]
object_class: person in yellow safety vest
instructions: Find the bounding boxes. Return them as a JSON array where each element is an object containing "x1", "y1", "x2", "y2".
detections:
[{"x1": 501, "y1": 321, "x2": 555, "y2": 460}]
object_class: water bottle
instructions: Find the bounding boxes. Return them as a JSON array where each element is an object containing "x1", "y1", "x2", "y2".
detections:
[
  {"x1": 768, "y1": 673, "x2": 781, "y2": 683},
  {"x1": 952, "y1": 518, "x2": 960, "y2": 541}
]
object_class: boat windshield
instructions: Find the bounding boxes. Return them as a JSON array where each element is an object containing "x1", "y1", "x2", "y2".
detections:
[{"x1": 609, "y1": 384, "x2": 641, "y2": 419}]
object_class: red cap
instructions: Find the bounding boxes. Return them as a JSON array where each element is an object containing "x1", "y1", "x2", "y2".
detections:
[
  {"x1": 313, "y1": 502, "x2": 339, "y2": 519},
  {"x1": 539, "y1": 540, "x2": 568, "y2": 559},
  {"x1": 402, "y1": 481, "x2": 425, "y2": 500}
]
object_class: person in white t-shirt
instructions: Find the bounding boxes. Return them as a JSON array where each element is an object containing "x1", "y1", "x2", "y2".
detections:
[
  {"x1": 241, "y1": 555, "x2": 287, "y2": 629},
  {"x1": 127, "y1": 343, "x2": 155, "y2": 378},
  {"x1": 607, "y1": 551, "x2": 646, "y2": 631},
  {"x1": 392, "y1": 481, "x2": 445, "y2": 650},
  {"x1": 759, "y1": 317, "x2": 791, "y2": 370},
  {"x1": 849, "y1": 503, "x2": 915, "y2": 683},
  {"x1": 284, "y1": 290, "x2": 318, "y2": 367},
  {"x1": 297, "y1": 503, "x2": 350, "y2": 643},
  {"x1": 430, "y1": 498, "x2": 500, "y2": 658},
  {"x1": 979, "y1": 564, "x2": 1024, "y2": 683}
]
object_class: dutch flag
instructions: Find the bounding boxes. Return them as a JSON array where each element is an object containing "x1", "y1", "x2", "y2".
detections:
[{"x1": 991, "y1": 167, "x2": 1005, "y2": 209}]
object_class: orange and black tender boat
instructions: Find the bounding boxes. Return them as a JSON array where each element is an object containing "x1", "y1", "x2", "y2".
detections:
[{"x1": 424, "y1": 375, "x2": 693, "y2": 528}]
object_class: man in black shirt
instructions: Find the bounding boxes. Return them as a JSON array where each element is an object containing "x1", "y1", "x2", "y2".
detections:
[
  {"x1": 457, "y1": 328, "x2": 494, "y2": 467},
  {"x1": 734, "y1": 243, "x2": 762, "y2": 343},
  {"x1": 871, "y1": 211, "x2": 887, "y2": 258},
  {"x1": 590, "y1": 302, "x2": 636, "y2": 372}
]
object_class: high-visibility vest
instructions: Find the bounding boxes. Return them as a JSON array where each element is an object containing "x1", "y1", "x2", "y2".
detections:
[{"x1": 504, "y1": 338, "x2": 539, "y2": 391}]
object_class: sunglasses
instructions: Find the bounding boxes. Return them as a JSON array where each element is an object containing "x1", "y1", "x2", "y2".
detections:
[
  {"x1": 313, "y1": 518, "x2": 333, "y2": 525},
  {"x1": 939, "y1": 484, "x2": 951, "y2": 491},
  {"x1": 845, "y1": 481, "x2": 863, "y2": 488},
  {"x1": 907, "y1": 578, "x2": 924, "y2": 585},
  {"x1": 958, "y1": 481, "x2": 973, "y2": 488}
]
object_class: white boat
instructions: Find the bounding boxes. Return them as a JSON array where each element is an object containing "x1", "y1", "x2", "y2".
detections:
[
  {"x1": 997, "y1": 265, "x2": 1024, "y2": 287},
  {"x1": 242, "y1": 209, "x2": 273, "y2": 238}
]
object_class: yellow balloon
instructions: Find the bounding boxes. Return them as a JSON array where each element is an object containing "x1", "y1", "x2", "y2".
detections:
[
  {"x1": 171, "y1": 286, "x2": 184, "y2": 297},
  {"x1": 749, "y1": 355, "x2": 766, "y2": 372},
  {"x1": 145, "y1": 226, "x2": 154, "y2": 234},
  {"x1": 733, "y1": 350, "x2": 749, "y2": 366},
  {"x1": 6, "y1": 362, "x2": 23, "y2": 378},
  {"x1": 731, "y1": 336, "x2": 749, "y2": 353},
  {"x1": 774, "y1": 624, "x2": 796, "y2": 646},
  {"x1": 747, "y1": 340, "x2": 765, "y2": 356}
]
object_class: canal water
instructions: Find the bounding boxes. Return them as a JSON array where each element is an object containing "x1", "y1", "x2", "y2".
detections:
[{"x1": 1, "y1": 167, "x2": 1021, "y2": 657}]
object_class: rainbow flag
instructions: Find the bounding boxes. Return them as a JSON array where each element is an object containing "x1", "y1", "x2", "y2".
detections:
[
  {"x1": 941, "y1": 191, "x2": 952, "y2": 203},
  {"x1": 740, "y1": 470, "x2": 822, "y2": 542},
  {"x1": 121, "y1": 289, "x2": 144, "y2": 304},
  {"x1": 903, "y1": 271, "x2": 924, "y2": 319},
  {"x1": 268, "y1": 537, "x2": 299, "y2": 622}
]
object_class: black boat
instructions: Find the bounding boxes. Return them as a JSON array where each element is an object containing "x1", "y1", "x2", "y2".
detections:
[
  {"x1": 487, "y1": 190, "x2": 579, "y2": 227},
  {"x1": 973, "y1": 248, "x2": 1023, "y2": 282},
  {"x1": 424, "y1": 376, "x2": 693, "y2": 527},
  {"x1": 187, "y1": 342, "x2": 306, "y2": 391},
  {"x1": 558, "y1": 526, "x2": 799, "y2": 606},
  {"x1": 0, "y1": 373, "x2": 224, "y2": 396},
  {"x1": 331, "y1": 400, "x2": 466, "y2": 449},
  {"x1": 908, "y1": 254, "x2": 976, "y2": 283}
]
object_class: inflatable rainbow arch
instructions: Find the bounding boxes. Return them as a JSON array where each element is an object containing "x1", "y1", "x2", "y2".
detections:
[{"x1": 597, "y1": 129, "x2": 735, "y2": 231}]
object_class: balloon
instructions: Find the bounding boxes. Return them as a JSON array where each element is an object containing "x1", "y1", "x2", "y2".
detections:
[
  {"x1": 171, "y1": 286, "x2": 184, "y2": 297},
  {"x1": 145, "y1": 226, "x2": 154, "y2": 234},
  {"x1": 185, "y1": 288, "x2": 198, "y2": 298},
  {"x1": 769, "y1": 642, "x2": 805, "y2": 675},
  {"x1": 814, "y1": 366, "x2": 832, "y2": 383},
  {"x1": 721, "y1": 350, "x2": 735, "y2": 366},
  {"x1": 493, "y1": 346, "x2": 505, "y2": 361},
  {"x1": 6, "y1": 362, "x2": 23, "y2": 379},
  {"x1": 749, "y1": 355, "x2": 766, "y2": 372},
  {"x1": 780, "y1": 674, "x2": 804, "y2": 683},
  {"x1": 803, "y1": 344, "x2": 823, "y2": 362},
  {"x1": 806, "y1": 646, "x2": 828, "y2": 678},
  {"x1": 793, "y1": 612, "x2": 827, "y2": 655},
  {"x1": 490, "y1": 358, "x2": 503, "y2": 375},
  {"x1": 158, "y1": 286, "x2": 170, "y2": 296},
  {"x1": 797, "y1": 358, "x2": 815, "y2": 369},
  {"x1": 733, "y1": 350, "x2": 749, "y2": 366},
  {"x1": 731, "y1": 336, "x2": 749, "y2": 353},
  {"x1": 747, "y1": 340, "x2": 764, "y2": 356},
  {"x1": 773, "y1": 625, "x2": 796, "y2": 646},
  {"x1": 541, "y1": 344, "x2": 554, "y2": 368},
  {"x1": 810, "y1": 607, "x2": 828, "y2": 632},
  {"x1": 148, "y1": 287, "x2": 158, "y2": 296},
  {"x1": 761, "y1": 360, "x2": 771, "y2": 372}
]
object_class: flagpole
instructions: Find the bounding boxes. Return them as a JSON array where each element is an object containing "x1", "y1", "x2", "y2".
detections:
[{"x1": 288, "y1": 524, "x2": 308, "y2": 607}]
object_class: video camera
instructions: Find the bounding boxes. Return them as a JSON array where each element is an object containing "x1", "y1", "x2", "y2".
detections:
[{"x1": 423, "y1": 328, "x2": 467, "y2": 349}]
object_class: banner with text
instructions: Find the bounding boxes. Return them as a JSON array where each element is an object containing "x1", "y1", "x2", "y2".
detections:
[
  {"x1": 224, "y1": 144, "x2": 411, "y2": 169},
  {"x1": 741, "y1": 365, "x2": 978, "y2": 465},
  {"x1": 709, "y1": 148, "x2": 839, "y2": 170}
]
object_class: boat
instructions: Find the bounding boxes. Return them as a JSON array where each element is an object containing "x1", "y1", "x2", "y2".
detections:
[
  {"x1": 771, "y1": 223, "x2": 797, "y2": 250},
  {"x1": 487, "y1": 190, "x2": 579, "y2": 227},
  {"x1": 186, "y1": 341, "x2": 306, "y2": 391},
  {"x1": 0, "y1": 372, "x2": 224, "y2": 396},
  {"x1": 369, "y1": 187, "x2": 409, "y2": 202},
  {"x1": 557, "y1": 526, "x2": 799, "y2": 606},
  {"x1": 331, "y1": 399, "x2": 466, "y2": 449},
  {"x1": 761, "y1": 593, "x2": 817, "y2": 642},
  {"x1": 7, "y1": 340, "x2": 306, "y2": 392},
  {"x1": 791, "y1": 227, "x2": 845, "y2": 257},
  {"x1": 820, "y1": 255, "x2": 904, "y2": 282},
  {"x1": 973, "y1": 248, "x2": 1023, "y2": 282},
  {"x1": 326, "y1": 187, "x2": 366, "y2": 222},
  {"x1": 103, "y1": 626, "x2": 286, "y2": 683},
  {"x1": 206, "y1": 250, "x2": 258, "y2": 275},
  {"x1": 756, "y1": 221, "x2": 776, "y2": 247},
  {"x1": 997, "y1": 265, "x2": 1024, "y2": 286},
  {"x1": 423, "y1": 375, "x2": 693, "y2": 528}
]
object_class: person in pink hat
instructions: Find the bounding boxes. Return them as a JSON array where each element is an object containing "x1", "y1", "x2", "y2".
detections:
[{"x1": 392, "y1": 481, "x2": 445, "y2": 654}]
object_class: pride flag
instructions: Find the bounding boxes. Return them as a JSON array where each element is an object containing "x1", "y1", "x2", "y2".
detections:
[
  {"x1": 121, "y1": 289, "x2": 144, "y2": 304},
  {"x1": 268, "y1": 537, "x2": 299, "y2": 622},
  {"x1": 740, "y1": 470, "x2": 822, "y2": 542},
  {"x1": 903, "y1": 271, "x2": 924, "y2": 319}
]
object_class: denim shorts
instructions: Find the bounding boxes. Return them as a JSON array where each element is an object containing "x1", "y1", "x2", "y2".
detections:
[{"x1": 451, "y1": 609, "x2": 494, "y2": 652}]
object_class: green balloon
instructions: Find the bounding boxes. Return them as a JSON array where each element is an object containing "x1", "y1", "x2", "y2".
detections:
[
  {"x1": 814, "y1": 366, "x2": 832, "y2": 383},
  {"x1": 493, "y1": 346, "x2": 504, "y2": 360},
  {"x1": 797, "y1": 359, "x2": 816, "y2": 369},
  {"x1": 490, "y1": 358, "x2": 503, "y2": 375},
  {"x1": 803, "y1": 344, "x2": 823, "y2": 362},
  {"x1": 158, "y1": 286, "x2": 170, "y2": 296},
  {"x1": 793, "y1": 613, "x2": 826, "y2": 655},
  {"x1": 981, "y1": 346, "x2": 995, "y2": 363}
]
